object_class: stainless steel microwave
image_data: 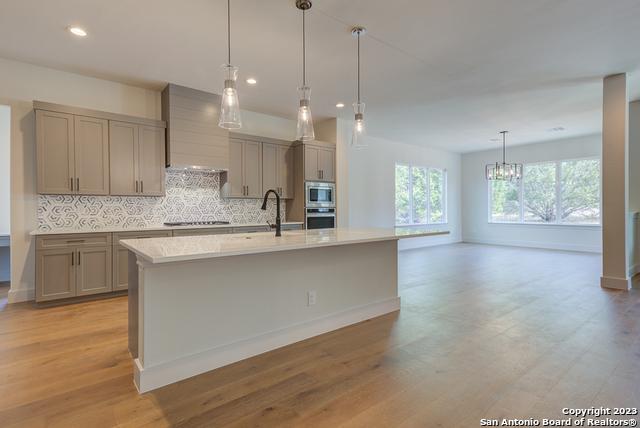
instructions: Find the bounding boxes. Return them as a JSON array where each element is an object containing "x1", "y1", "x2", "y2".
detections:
[{"x1": 305, "y1": 181, "x2": 336, "y2": 208}]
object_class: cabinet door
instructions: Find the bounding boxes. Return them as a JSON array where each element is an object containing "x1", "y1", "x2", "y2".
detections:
[
  {"x1": 36, "y1": 248, "x2": 76, "y2": 302},
  {"x1": 243, "y1": 141, "x2": 262, "y2": 198},
  {"x1": 114, "y1": 246, "x2": 130, "y2": 292},
  {"x1": 109, "y1": 121, "x2": 139, "y2": 195},
  {"x1": 36, "y1": 110, "x2": 75, "y2": 194},
  {"x1": 279, "y1": 145, "x2": 295, "y2": 198},
  {"x1": 225, "y1": 139, "x2": 244, "y2": 197},
  {"x1": 138, "y1": 125, "x2": 166, "y2": 196},
  {"x1": 113, "y1": 231, "x2": 172, "y2": 291},
  {"x1": 74, "y1": 116, "x2": 110, "y2": 195},
  {"x1": 76, "y1": 247, "x2": 112, "y2": 296},
  {"x1": 319, "y1": 148, "x2": 335, "y2": 182},
  {"x1": 304, "y1": 146, "x2": 320, "y2": 181},
  {"x1": 262, "y1": 143, "x2": 278, "y2": 196}
]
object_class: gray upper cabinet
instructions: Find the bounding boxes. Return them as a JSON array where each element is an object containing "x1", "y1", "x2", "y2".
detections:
[
  {"x1": 35, "y1": 101, "x2": 166, "y2": 197},
  {"x1": 223, "y1": 139, "x2": 262, "y2": 198},
  {"x1": 304, "y1": 145, "x2": 335, "y2": 182},
  {"x1": 36, "y1": 110, "x2": 75, "y2": 194},
  {"x1": 74, "y1": 116, "x2": 110, "y2": 195},
  {"x1": 36, "y1": 111, "x2": 110, "y2": 195},
  {"x1": 138, "y1": 125, "x2": 166, "y2": 196},
  {"x1": 263, "y1": 143, "x2": 294, "y2": 198},
  {"x1": 109, "y1": 121, "x2": 138, "y2": 195},
  {"x1": 109, "y1": 121, "x2": 165, "y2": 196},
  {"x1": 318, "y1": 148, "x2": 335, "y2": 182}
]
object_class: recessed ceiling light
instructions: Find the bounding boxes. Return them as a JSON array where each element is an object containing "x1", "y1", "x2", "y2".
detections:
[
  {"x1": 336, "y1": 103, "x2": 345, "y2": 108},
  {"x1": 67, "y1": 26, "x2": 87, "y2": 37},
  {"x1": 246, "y1": 78, "x2": 257, "y2": 85}
]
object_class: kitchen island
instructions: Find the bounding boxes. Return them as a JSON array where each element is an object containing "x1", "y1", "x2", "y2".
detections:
[{"x1": 121, "y1": 227, "x2": 448, "y2": 392}]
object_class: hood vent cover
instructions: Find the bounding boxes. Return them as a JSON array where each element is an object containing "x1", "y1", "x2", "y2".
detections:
[{"x1": 162, "y1": 83, "x2": 230, "y2": 171}]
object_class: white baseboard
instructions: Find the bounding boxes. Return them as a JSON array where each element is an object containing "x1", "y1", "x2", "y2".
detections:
[
  {"x1": 398, "y1": 236, "x2": 461, "y2": 251},
  {"x1": 134, "y1": 296, "x2": 401, "y2": 393},
  {"x1": 462, "y1": 237, "x2": 602, "y2": 253},
  {"x1": 600, "y1": 275, "x2": 631, "y2": 291},
  {"x1": 8, "y1": 286, "x2": 35, "y2": 303}
]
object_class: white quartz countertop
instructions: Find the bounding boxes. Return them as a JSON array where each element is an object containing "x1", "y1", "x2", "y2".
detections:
[
  {"x1": 120, "y1": 227, "x2": 449, "y2": 264},
  {"x1": 30, "y1": 222, "x2": 304, "y2": 236}
]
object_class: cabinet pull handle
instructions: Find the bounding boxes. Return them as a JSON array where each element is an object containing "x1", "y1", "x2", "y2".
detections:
[
  {"x1": 71, "y1": 252, "x2": 74, "y2": 266},
  {"x1": 76, "y1": 177, "x2": 80, "y2": 191},
  {"x1": 141, "y1": 180, "x2": 144, "y2": 194},
  {"x1": 66, "y1": 239, "x2": 85, "y2": 243},
  {"x1": 135, "y1": 180, "x2": 139, "y2": 193},
  {"x1": 70, "y1": 177, "x2": 74, "y2": 191},
  {"x1": 77, "y1": 251, "x2": 81, "y2": 265}
]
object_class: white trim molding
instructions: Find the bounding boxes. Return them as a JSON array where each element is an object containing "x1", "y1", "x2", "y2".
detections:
[
  {"x1": 8, "y1": 285, "x2": 35, "y2": 303},
  {"x1": 600, "y1": 275, "x2": 631, "y2": 291},
  {"x1": 134, "y1": 296, "x2": 401, "y2": 393},
  {"x1": 463, "y1": 237, "x2": 601, "y2": 253}
]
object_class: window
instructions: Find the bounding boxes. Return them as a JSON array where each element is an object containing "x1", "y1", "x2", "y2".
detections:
[
  {"x1": 396, "y1": 164, "x2": 447, "y2": 225},
  {"x1": 489, "y1": 158, "x2": 600, "y2": 225}
]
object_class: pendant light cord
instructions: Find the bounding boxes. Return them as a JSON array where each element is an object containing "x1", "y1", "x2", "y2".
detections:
[
  {"x1": 501, "y1": 131, "x2": 507, "y2": 164},
  {"x1": 227, "y1": 0, "x2": 231, "y2": 64},
  {"x1": 302, "y1": 10, "x2": 306, "y2": 86},
  {"x1": 357, "y1": 31, "x2": 360, "y2": 103}
]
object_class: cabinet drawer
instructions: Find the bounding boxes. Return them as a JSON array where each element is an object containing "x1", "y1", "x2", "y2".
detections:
[
  {"x1": 114, "y1": 230, "x2": 172, "y2": 246},
  {"x1": 232, "y1": 226, "x2": 270, "y2": 234},
  {"x1": 37, "y1": 233, "x2": 112, "y2": 250},
  {"x1": 172, "y1": 228, "x2": 232, "y2": 237}
]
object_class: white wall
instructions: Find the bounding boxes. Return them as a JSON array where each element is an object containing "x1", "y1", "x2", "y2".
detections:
[
  {"x1": 462, "y1": 134, "x2": 602, "y2": 253},
  {"x1": 331, "y1": 122, "x2": 462, "y2": 250}
]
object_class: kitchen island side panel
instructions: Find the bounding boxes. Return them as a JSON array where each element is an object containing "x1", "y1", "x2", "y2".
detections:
[{"x1": 134, "y1": 239, "x2": 398, "y2": 390}]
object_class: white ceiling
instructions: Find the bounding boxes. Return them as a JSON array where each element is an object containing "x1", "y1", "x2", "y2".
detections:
[{"x1": 1, "y1": 0, "x2": 639, "y2": 152}]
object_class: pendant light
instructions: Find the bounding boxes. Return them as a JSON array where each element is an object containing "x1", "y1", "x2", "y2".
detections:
[
  {"x1": 485, "y1": 131, "x2": 523, "y2": 181},
  {"x1": 351, "y1": 26, "x2": 367, "y2": 148},
  {"x1": 218, "y1": 0, "x2": 242, "y2": 129},
  {"x1": 295, "y1": 0, "x2": 314, "y2": 141}
]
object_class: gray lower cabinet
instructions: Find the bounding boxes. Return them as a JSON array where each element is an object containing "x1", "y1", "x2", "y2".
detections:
[
  {"x1": 35, "y1": 225, "x2": 303, "y2": 302},
  {"x1": 77, "y1": 246, "x2": 112, "y2": 296},
  {"x1": 36, "y1": 233, "x2": 112, "y2": 302},
  {"x1": 113, "y1": 231, "x2": 172, "y2": 291}
]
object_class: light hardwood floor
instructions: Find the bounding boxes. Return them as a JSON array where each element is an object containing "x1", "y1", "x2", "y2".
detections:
[{"x1": 0, "y1": 244, "x2": 638, "y2": 427}]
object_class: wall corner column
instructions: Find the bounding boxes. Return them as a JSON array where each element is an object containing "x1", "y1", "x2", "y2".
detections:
[{"x1": 601, "y1": 73, "x2": 631, "y2": 290}]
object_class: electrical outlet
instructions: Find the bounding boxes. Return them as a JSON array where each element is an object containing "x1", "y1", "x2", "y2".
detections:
[{"x1": 307, "y1": 290, "x2": 317, "y2": 306}]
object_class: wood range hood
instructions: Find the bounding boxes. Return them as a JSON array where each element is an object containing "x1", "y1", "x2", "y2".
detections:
[{"x1": 161, "y1": 83, "x2": 230, "y2": 172}]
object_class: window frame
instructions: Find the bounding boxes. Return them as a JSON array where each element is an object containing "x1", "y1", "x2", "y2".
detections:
[
  {"x1": 488, "y1": 156, "x2": 601, "y2": 227},
  {"x1": 395, "y1": 163, "x2": 448, "y2": 227}
]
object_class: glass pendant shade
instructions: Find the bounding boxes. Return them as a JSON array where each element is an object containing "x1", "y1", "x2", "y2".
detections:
[
  {"x1": 351, "y1": 101, "x2": 367, "y2": 148},
  {"x1": 218, "y1": 64, "x2": 242, "y2": 129},
  {"x1": 296, "y1": 86, "x2": 315, "y2": 141}
]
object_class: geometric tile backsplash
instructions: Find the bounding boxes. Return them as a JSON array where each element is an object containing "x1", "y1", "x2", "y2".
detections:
[{"x1": 37, "y1": 169, "x2": 286, "y2": 231}]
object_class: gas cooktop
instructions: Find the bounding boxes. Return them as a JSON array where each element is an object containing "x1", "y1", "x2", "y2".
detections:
[{"x1": 163, "y1": 221, "x2": 231, "y2": 227}]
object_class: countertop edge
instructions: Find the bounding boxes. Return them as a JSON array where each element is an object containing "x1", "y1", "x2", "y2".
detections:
[{"x1": 121, "y1": 230, "x2": 450, "y2": 264}]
